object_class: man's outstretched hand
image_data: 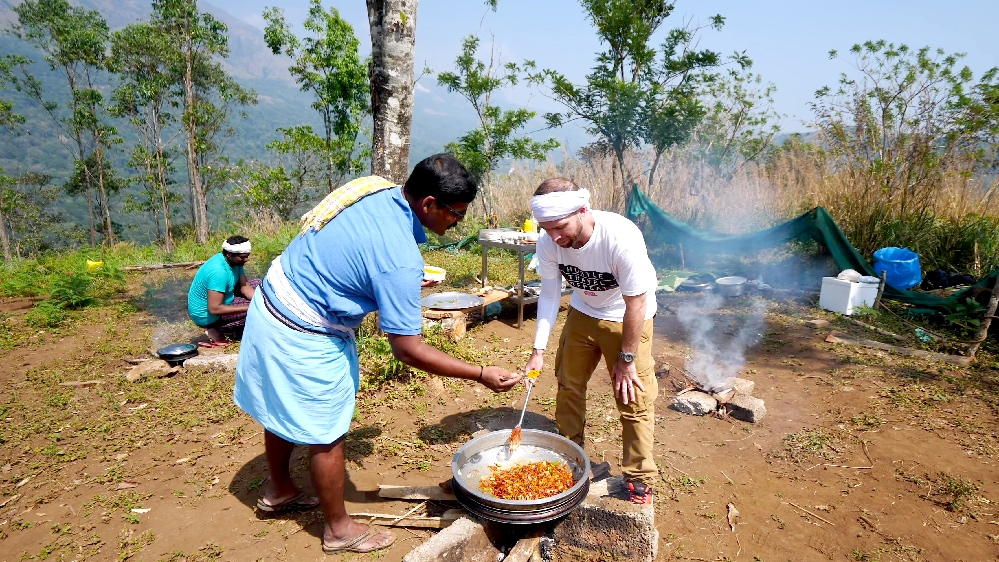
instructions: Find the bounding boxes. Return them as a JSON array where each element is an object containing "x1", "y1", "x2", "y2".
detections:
[{"x1": 480, "y1": 366, "x2": 522, "y2": 392}]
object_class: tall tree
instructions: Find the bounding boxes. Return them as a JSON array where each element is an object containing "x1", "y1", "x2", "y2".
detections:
[
  {"x1": 0, "y1": 54, "x2": 29, "y2": 260},
  {"x1": 152, "y1": 0, "x2": 245, "y2": 244},
  {"x1": 109, "y1": 22, "x2": 181, "y2": 251},
  {"x1": 437, "y1": 35, "x2": 559, "y2": 216},
  {"x1": 530, "y1": 0, "x2": 733, "y2": 205},
  {"x1": 12, "y1": 0, "x2": 119, "y2": 245},
  {"x1": 365, "y1": 0, "x2": 417, "y2": 183},
  {"x1": 365, "y1": 1, "x2": 499, "y2": 180},
  {"x1": 264, "y1": 0, "x2": 369, "y2": 192}
]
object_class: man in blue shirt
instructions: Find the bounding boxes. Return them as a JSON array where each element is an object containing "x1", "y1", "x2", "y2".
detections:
[
  {"x1": 187, "y1": 235, "x2": 258, "y2": 346},
  {"x1": 234, "y1": 154, "x2": 522, "y2": 555}
]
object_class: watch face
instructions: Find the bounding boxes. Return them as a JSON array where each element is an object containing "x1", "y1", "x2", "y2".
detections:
[{"x1": 619, "y1": 352, "x2": 635, "y2": 362}]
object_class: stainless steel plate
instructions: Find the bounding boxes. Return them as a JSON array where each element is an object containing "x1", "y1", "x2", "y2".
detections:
[{"x1": 420, "y1": 292, "x2": 485, "y2": 310}]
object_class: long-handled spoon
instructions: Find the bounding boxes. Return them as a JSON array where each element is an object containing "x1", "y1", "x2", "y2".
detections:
[{"x1": 505, "y1": 369, "x2": 541, "y2": 457}]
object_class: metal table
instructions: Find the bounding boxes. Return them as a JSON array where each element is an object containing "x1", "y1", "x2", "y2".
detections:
[{"x1": 479, "y1": 234, "x2": 537, "y2": 329}]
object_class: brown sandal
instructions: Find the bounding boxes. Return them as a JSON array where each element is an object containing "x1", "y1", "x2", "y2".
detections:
[{"x1": 322, "y1": 525, "x2": 395, "y2": 554}]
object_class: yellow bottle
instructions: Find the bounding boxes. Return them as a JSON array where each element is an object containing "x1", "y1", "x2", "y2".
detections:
[{"x1": 523, "y1": 216, "x2": 536, "y2": 233}]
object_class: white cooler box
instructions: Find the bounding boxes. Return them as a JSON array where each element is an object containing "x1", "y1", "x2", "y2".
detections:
[{"x1": 819, "y1": 277, "x2": 879, "y2": 315}]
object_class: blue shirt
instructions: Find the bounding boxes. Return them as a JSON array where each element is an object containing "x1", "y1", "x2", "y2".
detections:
[
  {"x1": 188, "y1": 252, "x2": 244, "y2": 326},
  {"x1": 262, "y1": 186, "x2": 427, "y2": 336}
]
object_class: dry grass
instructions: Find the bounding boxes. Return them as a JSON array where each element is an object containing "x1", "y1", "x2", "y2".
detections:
[{"x1": 476, "y1": 145, "x2": 999, "y2": 274}]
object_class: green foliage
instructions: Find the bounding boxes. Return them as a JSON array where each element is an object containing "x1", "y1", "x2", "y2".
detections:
[
  {"x1": 264, "y1": 0, "x2": 370, "y2": 193},
  {"x1": 688, "y1": 67, "x2": 782, "y2": 176},
  {"x1": 13, "y1": 0, "x2": 120, "y2": 245},
  {"x1": 530, "y1": 0, "x2": 733, "y2": 195},
  {"x1": 108, "y1": 21, "x2": 183, "y2": 251},
  {"x1": 813, "y1": 41, "x2": 999, "y2": 260},
  {"x1": 436, "y1": 35, "x2": 559, "y2": 216},
  {"x1": 228, "y1": 126, "x2": 327, "y2": 220}
]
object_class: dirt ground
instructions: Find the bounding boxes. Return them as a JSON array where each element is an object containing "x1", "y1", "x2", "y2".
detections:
[{"x1": 1, "y1": 270, "x2": 998, "y2": 562}]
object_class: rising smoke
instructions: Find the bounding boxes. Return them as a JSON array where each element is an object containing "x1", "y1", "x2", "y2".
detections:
[{"x1": 676, "y1": 293, "x2": 768, "y2": 391}]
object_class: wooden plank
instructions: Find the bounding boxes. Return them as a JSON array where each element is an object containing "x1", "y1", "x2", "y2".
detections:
[
  {"x1": 825, "y1": 331, "x2": 972, "y2": 367},
  {"x1": 505, "y1": 532, "x2": 543, "y2": 562},
  {"x1": 376, "y1": 485, "x2": 456, "y2": 502},
  {"x1": 350, "y1": 509, "x2": 466, "y2": 529},
  {"x1": 121, "y1": 260, "x2": 206, "y2": 271}
]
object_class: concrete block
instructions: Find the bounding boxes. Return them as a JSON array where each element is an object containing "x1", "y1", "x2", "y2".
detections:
[
  {"x1": 732, "y1": 377, "x2": 755, "y2": 396},
  {"x1": 552, "y1": 476, "x2": 658, "y2": 562},
  {"x1": 403, "y1": 516, "x2": 500, "y2": 562},
  {"x1": 726, "y1": 394, "x2": 766, "y2": 422},
  {"x1": 670, "y1": 391, "x2": 717, "y2": 415}
]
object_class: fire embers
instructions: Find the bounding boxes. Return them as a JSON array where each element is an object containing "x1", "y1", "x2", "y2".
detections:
[{"x1": 670, "y1": 378, "x2": 766, "y2": 422}]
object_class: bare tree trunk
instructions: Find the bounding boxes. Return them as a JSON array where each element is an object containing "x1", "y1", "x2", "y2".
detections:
[
  {"x1": 0, "y1": 206, "x2": 11, "y2": 262},
  {"x1": 94, "y1": 146, "x2": 114, "y2": 244},
  {"x1": 966, "y1": 275, "x2": 999, "y2": 358},
  {"x1": 367, "y1": 0, "x2": 417, "y2": 184},
  {"x1": 183, "y1": 45, "x2": 209, "y2": 243}
]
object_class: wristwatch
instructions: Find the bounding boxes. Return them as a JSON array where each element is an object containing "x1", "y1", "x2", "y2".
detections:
[{"x1": 618, "y1": 351, "x2": 635, "y2": 363}]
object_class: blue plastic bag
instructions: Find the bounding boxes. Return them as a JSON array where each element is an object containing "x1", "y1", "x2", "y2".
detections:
[{"x1": 872, "y1": 247, "x2": 922, "y2": 290}]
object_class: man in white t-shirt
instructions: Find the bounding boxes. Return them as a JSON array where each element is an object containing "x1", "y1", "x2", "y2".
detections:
[{"x1": 523, "y1": 178, "x2": 659, "y2": 504}]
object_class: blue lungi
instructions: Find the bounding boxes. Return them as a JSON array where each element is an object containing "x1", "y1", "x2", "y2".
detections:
[{"x1": 234, "y1": 294, "x2": 359, "y2": 445}]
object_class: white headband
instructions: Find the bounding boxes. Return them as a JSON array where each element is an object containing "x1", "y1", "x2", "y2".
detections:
[
  {"x1": 222, "y1": 241, "x2": 251, "y2": 254},
  {"x1": 530, "y1": 188, "x2": 591, "y2": 223}
]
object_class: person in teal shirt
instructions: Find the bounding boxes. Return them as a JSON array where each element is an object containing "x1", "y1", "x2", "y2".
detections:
[{"x1": 187, "y1": 235, "x2": 258, "y2": 346}]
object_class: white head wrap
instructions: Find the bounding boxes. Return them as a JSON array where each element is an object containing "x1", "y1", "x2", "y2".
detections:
[
  {"x1": 530, "y1": 188, "x2": 591, "y2": 223},
  {"x1": 222, "y1": 240, "x2": 252, "y2": 254}
]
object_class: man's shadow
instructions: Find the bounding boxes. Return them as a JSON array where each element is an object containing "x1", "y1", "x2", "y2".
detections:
[
  {"x1": 227, "y1": 425, "x2": 384, "y2": 537},
  {"x1": 418, "y1": 406, "x2": 558, "y2": 445}
]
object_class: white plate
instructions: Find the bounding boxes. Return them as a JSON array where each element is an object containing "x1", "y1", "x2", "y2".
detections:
[{"x1": 420, "y1": 292, "x2": 485, "y2": 310}]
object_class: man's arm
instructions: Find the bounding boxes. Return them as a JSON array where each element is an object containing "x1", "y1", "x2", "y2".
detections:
[
  {"x1": 236, "y1": 273, "x2": 256, "y2": 300},
  {"x1": 206, "y1": 290, "x2": 251, "y2": 316},
  {"x1": 387, "y1": 333, "x2": 522, "y2": 392},
  {"x1": 611, "y1": 292, "x2": 648, "y2": 405}
]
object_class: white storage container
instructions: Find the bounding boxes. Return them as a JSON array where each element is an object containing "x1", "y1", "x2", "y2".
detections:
[{"x1": 819, "y1": 277, "x2": 879, "y2": 315}]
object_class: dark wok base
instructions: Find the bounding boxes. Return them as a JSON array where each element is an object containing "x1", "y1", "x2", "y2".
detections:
[{"x1": 452, "y1": 477, "x2": 590, "y2": 525}]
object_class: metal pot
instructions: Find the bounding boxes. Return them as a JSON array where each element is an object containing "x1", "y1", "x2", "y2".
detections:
[
  {"x1": 451, "y1": 429, "x2": 591, "y2": 524},
  {"x1": 715, "y1": 276, "x2": 747, "y2": 297},
  {"x1": 157, "y1": 343, "x2": 198, "y2": 366}
]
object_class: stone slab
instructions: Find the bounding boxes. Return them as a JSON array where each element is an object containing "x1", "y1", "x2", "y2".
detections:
[
  {"x1": 183, "y1": 353, "x2": 239, "y2": 371},
  {"x1": 670, "y1": 391, "x2": 717, "y2": 415},
  {"x1": 726, "y1": 394, "x2": 766, "y2": 422},
  {"x1": 403, "y1": 516, "x2": 501, "y2": 562},
  {"x1": 552, "y1": 476, "x2": 658, "y2": 562}
]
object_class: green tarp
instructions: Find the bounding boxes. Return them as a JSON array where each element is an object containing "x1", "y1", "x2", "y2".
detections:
[{"x1": 624, "y1": 185, "x2": 998, "y2": 312}]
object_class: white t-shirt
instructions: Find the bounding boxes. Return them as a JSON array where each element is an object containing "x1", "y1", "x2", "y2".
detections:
[{"x1": 536, "y1": 210, "x2": 658, "y2": 322}]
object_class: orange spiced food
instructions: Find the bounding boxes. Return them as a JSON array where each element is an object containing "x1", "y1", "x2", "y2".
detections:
[{"x1": 479, "y1": 460, "x2": 575, "y2": 500}]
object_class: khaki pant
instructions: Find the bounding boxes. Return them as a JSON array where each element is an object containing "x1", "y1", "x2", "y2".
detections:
[{"x1": 553, "y1": 307, "x2": 658, "y2": 485}]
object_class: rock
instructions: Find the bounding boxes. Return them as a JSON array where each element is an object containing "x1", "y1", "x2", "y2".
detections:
[
  {"x1": 726, "y1": 395, "x2": 766, "y2": 422},
  {"x1": 670, "y1": 391, "x2": 718, "y2": 415},
  {"x1": 183, "y1": 353, "x2": 238, "y2": 371},
  {"x1": 806, "y1": 319, "x2": 830, "y2": 329},
  {"x1": 125, "y1": 360, "x2": 179, "y2": 382},
  {"x1": 402, "y1": 516, "x2": 501, "y2": 562},
  {"x1": 732, "y1": 377, "x2": 755, "y2": 395},
  {"x1": 553, "y1": 476, "x2": 658, "y2": 562}
]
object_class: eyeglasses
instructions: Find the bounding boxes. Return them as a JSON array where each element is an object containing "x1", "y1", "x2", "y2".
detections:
[{"x1": 439, "y1": 201, "x2": 467, "y2": 219}]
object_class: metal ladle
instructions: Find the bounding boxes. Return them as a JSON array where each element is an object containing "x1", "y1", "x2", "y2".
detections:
[{"x1": 499, "y1": 370, "x2": 540, "y2": 461}]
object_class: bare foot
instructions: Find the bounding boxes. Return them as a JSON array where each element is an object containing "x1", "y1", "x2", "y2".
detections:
[{"x1": 204, "y1": 328, "x2": 223, "y2": 342}]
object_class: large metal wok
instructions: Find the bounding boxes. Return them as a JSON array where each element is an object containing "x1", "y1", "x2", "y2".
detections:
[{"x1": 451, "y1": 429, "x2": 590, "y2": 524}]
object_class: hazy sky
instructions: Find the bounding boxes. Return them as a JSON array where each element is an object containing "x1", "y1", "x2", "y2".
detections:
[{"x1": 210, "y1": 0, "x2": 999, "y2": 132}]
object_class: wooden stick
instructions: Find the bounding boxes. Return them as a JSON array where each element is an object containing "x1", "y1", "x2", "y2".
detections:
[
  {"x1": 842, "y1": 317, "x2": 905, "y2": 341},
  {"x1": 122, "y1": 260, "x2": 206, "y2": 271},
  {"x1": 387, "y1": 500, "x2": 427, "y2": 526},
  {"x1": 966, "y1": 273, "x2": 999, "y2": 358},
  {"x1": 350, "y1": 510, "x2": 465, "y2": 529},
  {"x1": 786, "y1": 502, "x2": 834, "y2": 526},
  {"x1": 58, "y1": 380, "x2": 103, "y2": 387},
  {"x1": 377, "y1": 485, "x2": 456, "y2": 502},
  {"x1": 824, "y1": 331, "x2": 972, "y2": 367},
  {"x1": 873, "y1": 270, "x2": 887, "y2": 309}
]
